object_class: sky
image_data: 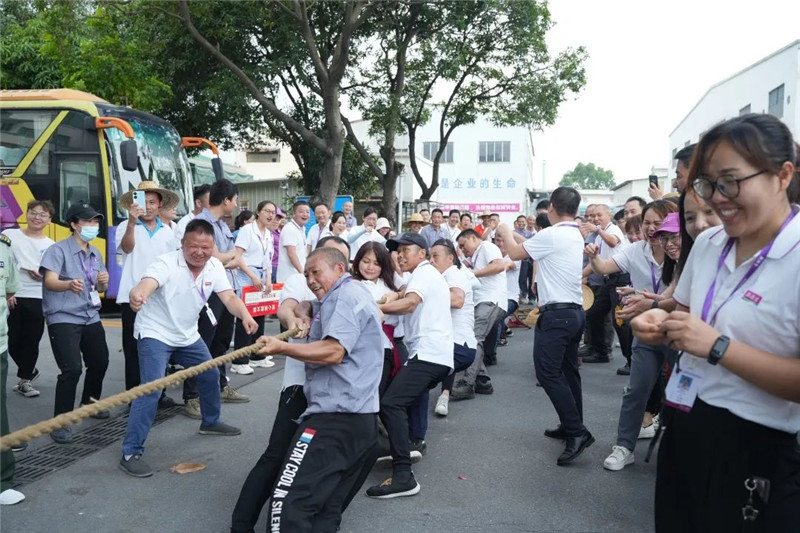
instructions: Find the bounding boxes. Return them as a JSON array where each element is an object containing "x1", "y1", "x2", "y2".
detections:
[{"x1": 532, "y1": 0, "x2": 800, "y2": 189}]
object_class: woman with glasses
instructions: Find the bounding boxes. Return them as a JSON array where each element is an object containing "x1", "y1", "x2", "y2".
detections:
[
  {"x1": 583, "y1": 200, "x2": 679, "y2": 472},
  {"x1": 632, "y1": 114, "x2": 800, "y2": 532},
  {"x1": 2, "y1": 201, "x2": 55, "y2": 398}
]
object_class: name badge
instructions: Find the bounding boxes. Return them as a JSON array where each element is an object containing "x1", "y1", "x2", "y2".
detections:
[
  {"x1": 204, "y1": 303, "x2": 218, "y2": 327},
  {"x1": 90, "y1": 290, "x2": 102, "y2": 308},
  {"x1": 664, "y1": 354, "x2": 704, "y2": 412}
]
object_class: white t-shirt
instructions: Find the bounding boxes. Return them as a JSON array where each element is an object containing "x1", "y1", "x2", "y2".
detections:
[
  {"x1": 523, "y1": 222, "x2": 583, "y2": 306},
  {"x1": 115, "y1": 220, "x2": 177, "y2": 304},
  {"x1": 359, "y1": 278, "x2": 396, "y2": 350},
  {"x1": 174, "y1": 212, "x2": 195, "y2": 242},
  {"x1": 393, "y1": 272, "x2": 409, "y2": 338},
  {"x1": 402, "y1": 261, "x2": 453, "y2": 368},
  {"x1": 134, "y1": 251, "x2": 231, "y2": 347},
  {"x1": 235, "y1": 222, "x2": 273, "y2": 273},
  {"x1": 673, "y1": 217, "x2": 800, "y2": 433},
  {"x1": 611, "y1": 241, "x2": 664, "y2": 294},
  {"x1": 595, "y1": 222, "x2": 628, "y2": 260},
  {"x1": 1, "y1": 229, "x2": 54, "y2": 299},
  {"x1": 349, "y1": 229, "x2": 386, "y2": 260},
  {"x1": 442, "y1": 265, "x2": 477, "y2": 348},
  {"x1": 307, "y1": 224, "x2": 332, "y2": 251},
  {"x1": 277, "y1": 220, "x2": 307, "y2": 282},
  {"x1": 279, "y1": 273, "x2": 316, "y2": 390},
  {"x1": 447, "y1": 224, "x2": 461, "y2": 243},
  {"x1": 504, "y1": 256, "x2": 521, "y2": 301},
  {"x1": 470, "y1": 241, "x2": 506, "y2": 309}
]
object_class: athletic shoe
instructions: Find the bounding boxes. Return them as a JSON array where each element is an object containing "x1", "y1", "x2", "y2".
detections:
[
  {"x1": 409, "y1": 438, "x2": 427, "y2": 456},
  {"x1": 119, "y1": 454, "x2": 154, "y2": 478},
  {"x1": 638, "y1": 423, "x2": 656, "y2": 440},
  {"x1": 450, "y1": 380, "x2": 475, "y2": 401},
  {"x1": 0, "y1": 488, "x2": 25, "y2": 505},
  {"x1": 12, "y1": 380, "x2": 40, "y2": 398},
  {"x1": 366, "y1": 476, "x2": 421, "y2": 499},
  {"x1": 475, "y1": 380, "x2": 494, "y2": 395},
  {"x1": 603, "y1": 445, "x2": 634, "y2": 471},
  {"x1": 582, "y1": 353, "x2": 611, "y2": 363},
  {"x1": 11, "y1": 442, "x2": 27, "y2": 452},
  {"x1": 374, "y1": 451, "x2": 422, "y2": 469},
  {"x1": 81, "y1": 401, "x2": 110, "y2": 419},
  {"x1": 434, "y1": 394, "x2": 449, "y2": 416},
  {"x1": 158, "y1": 394, "x2": 177, "y2": 409},
  {"x1": 230, "y1": 363, "x2": 254, "y2": 375},
  {"x1": 498, "y1": 338, "x2": 508, "y2": 347},
  {"x1": 50, "y1": 427, "x2": 73, "y2": 444},
  {"x1": 577, "y1": 344, "x2": 595, "y2": 358},
  {"x1": 199, "y1": 422, "x2": 242, "y2": 436},
  {"x1": 221, "y1": 385, "x2": 250, "y2": 403},
  {"x1": 249, "y1": 356, "x2": 275, "y2": 368},
  {"x1": 504, "y1": 328, "x2": 513, "y2": 337},
  {"x1": 182, "y1": 398, "x2": 202, "y2": 419},
  {"x1": 616, "y1": 363, "x2": 631, "y2": 376}
]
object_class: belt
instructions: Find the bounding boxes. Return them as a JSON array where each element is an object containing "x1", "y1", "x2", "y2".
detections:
[{"x1": 539, "y1": 302, "x2": 582, "y2": 313}]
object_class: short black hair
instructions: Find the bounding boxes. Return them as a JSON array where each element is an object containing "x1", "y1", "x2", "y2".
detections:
[
  {"x1": 292, "y1": 200, "x2": 310, "y2": 213},
  {"x1": 208, "y1": 179, "x2": 238, "y2": 207},
  {"x1": 674, "y1": 144, "x2": 696, "y2": 167},
  {"x1": 516, "y1": 215, "x2": 526, "y2": 221},
  {"x1": 363, "y1": 207, "x2": 377, "y2": 218},
  {"x1": 313, "y1": 202, "x2": 329, "y2": 211},
  {"x1": 431, "y1": 208, "x2": 444, "y2": 216},
  {"x1": 549, "y1": 187, "x2": 581, "y2": 217},
  {"x1": 614, "y1": 209, "x2": 625, "y2": 221},
  {"x1": 235, "y1": 210, "x2": 254, "y2": 230},
  {"x1": 625, "y1": 196, "x2": 647, "y2": 208},
  {"x1": 193, "y1": 184, "x2": 211, "y2": 201},
  {"x1": 535, "y1": 200, "x2": 550, "y2": 211},
  {"x1": 183, "y1": 218, "x2": 215, "y2": 239},
  {"x1": 460, "y1": 213, "x2": 472, "y2": 222},
  {"x1": 448, "y1": 209, "x2": 460, "y2": 217},
  {"x1": 535, "y1": 213, "x2": 551, "y2": 229},
  {"x1": 432, "y1": 238, "x2": 461, "y2": 268},
  {"x1": 457, "y1": 229, "x2": 481, "y2": 241},
  {"x1": 317, "y1": 235, "x2": 351, "y2": 258},
  {"x1": 419, "y1": 208, "x2": 430, "y2": 214}
]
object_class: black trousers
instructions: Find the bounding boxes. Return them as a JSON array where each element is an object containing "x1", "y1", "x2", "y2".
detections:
[
  {"x1": 519, "y1": 259, "x2": 534, "y2": 300},
  {"x1": 184, "y1": 293, "x2": 232, "y2": 399},
  {"x1": 656, "y1": 400, "x2": 800, "y2": 532},
  {"x1": 533, "y1": 307, "x2": 586, "y2": 437},
  {"x1": 586, "y1": 276, "x2": 633, "y2": 361},
  {"x1": 120, "y1": 305, "x2": 140, "y2": 390},
  {"x1": 48, "y1": 321, "x2": 109, "y2": 416},
  {"x1": 232, "y1": 314, "x2": 265, "y2": 364},
  {"x1": 231, "y1": 385, "x2": 307, "y2": 533},
  {"x1": 7, "y1": 297, "x2": 46, "y2": 380},
  {"x1": 379, "y1": 357, "x2": 450, "y2": 475},
  {"x1": 268, "y1": 412, "x2": 377, "y2": 533}
]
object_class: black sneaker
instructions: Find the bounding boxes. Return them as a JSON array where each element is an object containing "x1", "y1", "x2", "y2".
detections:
[
  {"x1": 504, "y1": 328, "x2": 513, "y2": 337},
  {"x1": 475, "y1": 380, "x2": 494, "y2": 395},
  {"x1": 366, "y1": 475, "x2": 421, "y2": 499},
  {"x1": 582, "y1": 353, "x2": 611, "y2": 364},
  {"x1": 616, "y1": 363, "x2": 631, "y2": 376},
  {"x1": 119, "y1": 454, "x2": 154, "y2": 478},
  {"x1": 375, "y1": 451, "x2": 422, "y2": 469},
  {"x1": 158, "y1": 394, "x2": 177, "y2": 409},
  {"x1": 11, "y1": 442, "x2": 28, "y2": 452},
  {"x1": 199, "y1": 422, "x2": 242, "y2": 436},
  {"x1": 409, "y1": 438, "x2": 427, "y2": 456},
  {"x1": 450, "y1": 380, "x2": 475, "y2": 401}
]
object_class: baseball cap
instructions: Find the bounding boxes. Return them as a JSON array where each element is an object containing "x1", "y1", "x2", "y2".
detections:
[
  {"x1": 66, "y1": 203, "x2": 103, "y2": 221},
  {"x1": 387, "y1": 232, "x2": 428, "y2": 252},
  {"x1": 653, "y1": 213, "x2": 680, "y2": 235},
  {"x1": 275, "y1": 208, "x2": 285, "y2": 218}
]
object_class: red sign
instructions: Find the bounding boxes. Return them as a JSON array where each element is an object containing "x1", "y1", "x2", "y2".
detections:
[{"x1": 241, "y1": 283, "x2": 283, "y2": 317}]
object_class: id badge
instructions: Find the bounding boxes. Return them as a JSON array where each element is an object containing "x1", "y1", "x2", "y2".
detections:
[
  {"x1": 90, "y1": 290, "x2": 102, "y2": 308},
  {"x1": 664, "y1": 355, "x2": 704, "y2": 412},
  {"x1": 204, "y1": 304, "x2": 218, "y2": 327}
]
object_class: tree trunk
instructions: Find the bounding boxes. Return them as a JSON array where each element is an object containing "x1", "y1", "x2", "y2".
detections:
[{"x1": 318, "y1": 87, "x2": 345, "y2": 206}]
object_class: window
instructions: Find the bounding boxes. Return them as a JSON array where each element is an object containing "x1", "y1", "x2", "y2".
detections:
[
  {"x1": 479, "y1": 141, "x2": 511, "y2": 163},
  {"x1": 768, "y1": 84, "x2": 784, "y2": 118},
  {"x1": 739, "y1": 104, "x2": 751, "y2": 116},
  {"x1": 422, "y1": 141, "x2": 453, "y2": 163},
  {"x1": 246, "y1": 150, "x2": 280, "y2": 163},
  {"x1": 0, "y1": 109, "x2": 58, "y2": 172}
]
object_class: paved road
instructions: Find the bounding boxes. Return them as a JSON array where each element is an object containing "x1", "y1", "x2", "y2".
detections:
[{"x1": 3, "y1": 319, "x2": 656, "y2": 533}]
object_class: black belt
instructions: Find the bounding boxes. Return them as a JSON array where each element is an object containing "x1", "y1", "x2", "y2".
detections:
[{"x1": 539, "y1": 302, "x2": 582, "y2": 313}]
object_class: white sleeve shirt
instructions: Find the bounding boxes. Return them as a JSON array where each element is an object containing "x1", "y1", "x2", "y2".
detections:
[
  {"x1": 116, "y1": 220, "x2": 178, "y2": 304},
  {"x1": 595, "y1": 222, "x2": 628, "y2": 260},
  {"x1": 235, "y1": 223, "x2": 273, "y2": 272},
  {"x1": 402, "y1": 262, "x2": 453, "y2": 368},
  {"x1": 471, "y1": 242, "x2": 506, "y2": 308},
  {"x1": 277, "y1": 220, "x2": 308, "y2": 282},
  {"x1": 443, "y1": 265, "x2": 477, "y2": 348},
  {"x1": 611, "y1": 241, "x2": 664, "y2": 294},
  {"x1": 522, "y1": 223, "x2": 583, "y2": 306}
]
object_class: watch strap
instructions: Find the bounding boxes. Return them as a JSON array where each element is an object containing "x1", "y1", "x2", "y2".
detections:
[{"x1": 708, "y1": 335, "x2": 730, "y2": 365}]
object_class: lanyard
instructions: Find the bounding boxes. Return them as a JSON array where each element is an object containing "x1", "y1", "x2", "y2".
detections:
[
  {"x1": 194, "y1": 275, "x2": 208, "y2": 303},
  {"x1": 314, "y1": 224, "x2": 326, "y2": 246},
  {"x1": 650, "y1": 263, "x2": 661, "y2": 294},
  {"x1": 79, "y1": 253, "x2": 96, "y2": 286},
  {"x1": 701, "y1": 209, "x2": 797, "y2": 325},
  {"x1": 557, "y1": 222, "x2": 579, "y2": 229},
  {"x1": 597, "y1": 222, "x2": 614, "y2": 254}
]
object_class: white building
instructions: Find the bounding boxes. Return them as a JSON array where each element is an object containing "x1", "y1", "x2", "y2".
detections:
[
  {"x1": 611, "y1": 167, "x2": 670, "y2": 208},
  {"x1": 670, "y1": 40, "x2": 799, "y2": 175}
]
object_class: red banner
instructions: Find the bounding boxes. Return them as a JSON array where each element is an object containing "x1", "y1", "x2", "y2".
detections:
[{"x1": 241, "y1": 283, "x2": 283, "y2": 317}]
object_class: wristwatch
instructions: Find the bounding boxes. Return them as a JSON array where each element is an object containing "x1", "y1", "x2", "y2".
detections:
[{"x1": 708, "y1": 335, "x2": 730, "y2": 365}]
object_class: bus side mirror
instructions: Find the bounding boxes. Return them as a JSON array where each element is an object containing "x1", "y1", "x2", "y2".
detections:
[
  {"x1": 212, "y1": 157, "x2": 225, "y2": 181},
  {"x1": 120, "y1": 139, "x2": 139, "y2": 172}
]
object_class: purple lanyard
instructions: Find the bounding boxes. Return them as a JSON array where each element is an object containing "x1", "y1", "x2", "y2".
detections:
[
  {"x1": 195, "y1": 276, "x2": 207, "y2": 303},
  {"x1": 558, "y1": 222, "x2": 580, "y2": 229},
  {"x1": 650, "y1": 263, "x2": 661, "y2": 294},
  {"x1": 701, "y1": 209, "x2": 797, "y2": 325},
  {"x1": 79, "y1": 254, "x2": 96, "y2": 286}
]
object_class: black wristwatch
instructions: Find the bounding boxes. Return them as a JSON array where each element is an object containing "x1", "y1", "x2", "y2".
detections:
[{"x1": 708, "y1": 335, "x2": 730, "y2": 365}]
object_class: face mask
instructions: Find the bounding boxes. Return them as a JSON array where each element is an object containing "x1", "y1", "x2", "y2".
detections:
[{"x1": 79, "y1": 226, "x2": 99, "y2": 242}]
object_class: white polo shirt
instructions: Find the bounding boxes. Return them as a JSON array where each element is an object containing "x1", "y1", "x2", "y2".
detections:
[
  {"x1": 611, "y1": 241, "x2": 664, "y2": 294},
  {"x1": 134, "y1": 251, "x2": 231, "y2": 347},
  {"x1": 174, "y1": 212, "x2": 195, "y2": 242},
  {"x1": 402, "y1": 261, "x2": 453, "y2": 368},
  {"x1": 442, "y1": 265, "x2": 476, "y2": 349},
  {"x1": 470, "y1": 241, "x2": 506, "y2": 309},
  {"x1": 447, "y1": 224, "x2": 461, "y2": 243},
  {"x1": 115, "y1": 219, "x2": 177, "y2": 304},
  {"x1": 307, "y1": 223, "x2": 332, "y2": 251},
  {"x1": 673, "y1": 217, "x2": 800, "y2": 433},
  {"x1": 235, "y1": 222, "x2": 273, "y2": 272},
  {"x1": 349, "y1": 229, "x2": 386, "y2": 260},
  {"x1": 523, "y1": 222, "x2": 583, "y2": 306},
  {"x1": 1, "y1": 229, "x2": 54, "y2": 299},
  {"x1": 279, "y1": 273, "x2": 317, "y2": 390},
  {"x1": 595, "y1": 222, "x2": 627, "y2": 260},
  {"x1": 277, "y1": 219, "x2": 307, "y2": 282},
  {"x1": 504, "y1": 256, "x2": 521, "y2": 301},
  {"x1": 360, "y1": 278, "x2": 396, "y2": 350}
]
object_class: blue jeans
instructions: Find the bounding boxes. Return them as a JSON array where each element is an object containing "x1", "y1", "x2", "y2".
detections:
[{"x1": 122, "y1": 337, "x2": 221, "y2": 456}]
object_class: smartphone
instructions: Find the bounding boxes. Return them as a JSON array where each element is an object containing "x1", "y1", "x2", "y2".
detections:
[
  {"x1": 131, "y1": 190, "x2": 146, "y2": 208},
  {"x1": 648, "y1": 174, "x2": 659, "y2": 189}
]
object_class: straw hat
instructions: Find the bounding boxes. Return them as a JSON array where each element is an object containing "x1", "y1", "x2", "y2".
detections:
[
  {"x1": 402, "y1": 213, "x2": 425, "y2": 227},
  {"x1": 479, "y1": 209, "x2": 492, "y2": 219},
  {"x1": 582, "y1": 284, "x2": 595, "y2": 310},
  {"x1": 119, "y1": 181, "x2": 180, "y2": 211}
]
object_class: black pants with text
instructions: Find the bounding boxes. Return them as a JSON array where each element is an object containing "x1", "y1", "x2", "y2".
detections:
[
  {"x1": 8, "y1": 297, "x2": 46, "y2": 380},
  {"x1": 49, "y1": 321, "x2": 109, "y2": 416}
]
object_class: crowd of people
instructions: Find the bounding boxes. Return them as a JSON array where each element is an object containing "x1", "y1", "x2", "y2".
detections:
[{"x1": 1, "y1": 112, "x2": 799, "y2": 533}]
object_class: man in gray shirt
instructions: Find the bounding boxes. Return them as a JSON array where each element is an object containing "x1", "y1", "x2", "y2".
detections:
[
  {"x1": 419, "y1": 208, "x2": 450, "y2": 247},
  {"x1": 255, "y1": 247, "x2": 383, "y2": 532}
]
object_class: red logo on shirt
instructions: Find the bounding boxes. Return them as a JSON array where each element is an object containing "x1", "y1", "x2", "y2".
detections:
[
  {"x1": 743, "y1": 290, "x2": 762, "y2": 305},
  {"x1": 204, "y1": 281, "x2": 212, "y2": 286}
]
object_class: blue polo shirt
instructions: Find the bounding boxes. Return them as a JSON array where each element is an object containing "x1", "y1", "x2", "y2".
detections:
[{"x1": 195, "y1": 208, "x2": 234, "y2": 253}]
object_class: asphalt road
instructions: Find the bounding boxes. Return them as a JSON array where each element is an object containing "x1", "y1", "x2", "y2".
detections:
[{"x1": 2, "y1": 319, "x2": 656, "y2": 533}]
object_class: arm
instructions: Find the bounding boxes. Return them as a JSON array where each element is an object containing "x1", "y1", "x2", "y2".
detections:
[
  {"x1": 235, "y1": 247, "x2": 265, "y2": 291},
  {"x1": 95, "y1": 269, "x2": 109, "y2": 293},
  {"x1": 119, "y1": 211, "x2": 141, "y2": 254},
  {"x1": 346, "y1": 227, "x2": 366, "y2": 244},
  {"x1": 285, "y1": 245, "x2": 303, "y2": 273},
  {"x1": 128, "y1": 277, "x2": 159, "y2": 312},
  {"x1": 257, "y1": 337, "x2": 345, "y2": 365},
  {"x1": 474, "y1": 258, "x2": 505, "y2": 278},
  {"x1": 277, "y1": 298, "x2": 312, "y2": 335},
  {"x1": 449, "y1": 287, "x2": 465, "y2": 309},
  {"x1": 379, "y1": 291, "x2": 422, "y2": 316},
  {"x1": 217, "y1": 289, "x2": 258, "y2": 334},
  {"x1": 585, "y1": 244, "x2": 621, "y2": 275},
  {"x1": 43, "y1": 270, "x2": 82, "y2": 293},
  {"x1": 495, "y1": 224, "x2": 529, "y2": 261},
  {"x1": 596, "y1": 226, "x2": 621, "y2": 248}
]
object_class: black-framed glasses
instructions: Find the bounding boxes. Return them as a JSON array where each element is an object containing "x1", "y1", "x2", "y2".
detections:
[
  {"x1": 692, "y1": 170, "x2": 765, "y2": 200},
  {"x1": 658, "y1": 233, "x2": 681, "y2": 246}
]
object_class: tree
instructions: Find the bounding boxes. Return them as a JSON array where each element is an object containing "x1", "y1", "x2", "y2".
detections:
[{"x1": 559, "y1": 162, "x2": 616, "y2": 190}]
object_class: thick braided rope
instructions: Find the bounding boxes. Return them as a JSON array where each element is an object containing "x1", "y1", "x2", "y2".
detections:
[{"x1": 0, "y1": 328, "x2": 299, "y2": 451}]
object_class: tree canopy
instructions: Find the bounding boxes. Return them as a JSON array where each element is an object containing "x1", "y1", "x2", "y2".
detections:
[{"x1": 559, "y1": 162, "x2": 616, "y2": 190}]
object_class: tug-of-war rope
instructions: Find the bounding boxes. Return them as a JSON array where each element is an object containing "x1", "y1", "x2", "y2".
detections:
[{"x1": 0, "y1": 328, "x2": 300, "y2": 452}]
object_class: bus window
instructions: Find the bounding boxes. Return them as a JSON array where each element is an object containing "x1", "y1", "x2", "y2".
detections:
[{"x1": 0, "y1": 109, "x2": 58, "y2": 174}]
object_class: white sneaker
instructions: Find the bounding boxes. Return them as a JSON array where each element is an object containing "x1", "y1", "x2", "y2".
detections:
[
  {"x1": 434, "y1": 394, "x2": 449, "y2": 416},
  {"x1": 603, "y1": 445, "x2": 634, "y2": 471},
  {"x1": 249, "y1": 357, "x2": 275, "y2": 368},
  {"x1": 0, "y1": 488, "x2": 25, "y2": 505},
  {"x1": 230, "y1": 364, "x2": 254, "y2": 375},
  {"x1": 12, "y1": 380, "x2": 40, "y2": 398},
  {"x1": 638, "y1": 423, "x2": 656, "y2": 439}
]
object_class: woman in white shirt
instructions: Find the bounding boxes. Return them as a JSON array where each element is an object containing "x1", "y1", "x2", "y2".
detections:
[
  {"x1": 3, "y1": 200, "x2": 55, "y2": 398},
  {"x1": 328, "y1": 211, "x2": 350, "y2": 242},
  {"x1": 633, "y1": 114, "x2": 800, "y2": 532},
  {"x1": 230, "y1": 201, "x2": 275, "y2": 374}
]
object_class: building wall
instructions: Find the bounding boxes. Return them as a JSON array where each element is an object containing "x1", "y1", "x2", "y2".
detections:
[
  {"x1": 669, "y1": 41, "x2": 800, "y2": 176},
  {"x1": 235, "y1": 179, "x2": 302, "y2": 213},
  {"x1": 233, "y1": 145, "x2": 299, "y2": 182}
]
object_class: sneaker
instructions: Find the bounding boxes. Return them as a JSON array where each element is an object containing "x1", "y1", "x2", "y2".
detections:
[
  {"x1": 504, "y1": 328, "x2": 513, "y2": 337},
  {"x1": 638, "y1": 423, "x2": 656, "y2": 440},
  {"x1": 221, "y1": 385, "x2": 250, "y2": 403},
  {"x1": 11, "y1": 442, "x2": 27, "y2": 452},
  {"x1": 616, "y1": 363, "x2": 631, "y2": 376},
  {"x1": 374, "y1": 450, "x2": 422, "y2": 469},
  {"x1": 366, "y1": 475, "x2": 421, "y2": 499},
  {"x1": 12, "y1": 379, "x2": 40, "y2": 398},
  {"x1": 199, "y1": 422, "x2": 242, "y2": 436},
  {"x1": 603, "y1": 445, "x2": 634, "y2": 471},
  {"x1": 498, "y1": 338, "x2": 508, "y2": 347},
  {"x1": 0, "y1": 488, "x2": 25, "y2": 505},
  {"x1": 249, "y1": 356, "x2": 275, "y2": 368},
  {"x1": 582, "y1": 353, "x2": 611, "y2": 363},
  {"x1": 434, "y1": 394, "x2": 449, "y2": 416},
  {"x1": 182, "y1": 398, "x2": 202, "y2": 419},
  {"x1": 50, "y1": 427, "x2": 73, "y2": 444},
  {"x1": 577, "y1": 344, "x2": 595, "y2": 358},
  {"x1": 81, "y1": 400, "x2": 110, "y2": 420},
  {"x1": 230, "y1": 363, "x2": 254, "y2": 375},
  {"x1": 475, "y1": 380, "x2": 494, "y2": 395},
  {"x1": 119, "y1": 454, "x2": 154, "y2": 478},
  {"x1": 158, "y1": 394, "x2": 177, "y2": 409},
  {"x1": 450, "y1": 381, "x2": 475, "y2": 401},
  {"x1": 409, "y1": 438, "x2": 427, "y2": 456}
]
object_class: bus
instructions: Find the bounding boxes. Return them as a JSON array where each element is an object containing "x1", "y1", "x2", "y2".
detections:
[{"x1": 0, "y1": 88, "x2": 223, "y2": 298}]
